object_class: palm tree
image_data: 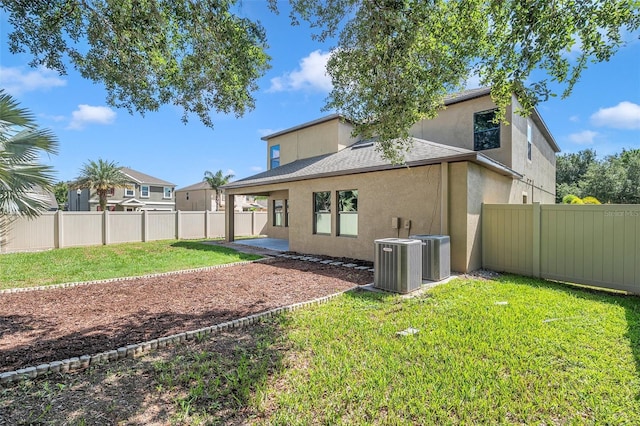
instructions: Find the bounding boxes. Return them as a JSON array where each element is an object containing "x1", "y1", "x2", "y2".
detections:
[
  {"x1": 74, "y1": 159, "x2": 129, "y2": 211},
  {"x1": 203, "y1": 169, "x2": 234, "y2": 211},
  {"x1": 0, "y1": 90, "x2": 59, "y2": 235}
]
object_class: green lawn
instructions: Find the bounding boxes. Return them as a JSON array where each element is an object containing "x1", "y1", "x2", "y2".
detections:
[
  {"x1": 256, "y1": 276, "x2": 640, "y2": 425},
  {"x1": 2, "y1": 269, "x2": 638, "y2": 424},
  {"x1": 0, "y1": 240, "x2": 261, "y2": 290}
]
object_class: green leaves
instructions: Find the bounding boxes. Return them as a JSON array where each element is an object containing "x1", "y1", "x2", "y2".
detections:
[
  {"x1": 2, "y1": 0, "x2": 271, "y2": 128},
  {"x1": 290, "y1": 0, "x2": 639, "y2": 162},
  {"x1": 0, "y1": 90, "x2": 59, "y2": 221}
]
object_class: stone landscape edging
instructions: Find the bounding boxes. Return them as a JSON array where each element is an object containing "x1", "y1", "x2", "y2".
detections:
[
  {"x1": 0, "y1": 284, "x2": 359, "y2": 386},
  {"x1": 0, "y1": 259, "x2": 264, "y2": 295},
  {"x1": 0, "y1": 251, "x2": 374, "y2": 386}
]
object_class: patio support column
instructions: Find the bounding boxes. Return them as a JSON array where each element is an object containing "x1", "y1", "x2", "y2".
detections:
[
  {"x1": 225, "y1": 193, "x2": 235, "y2": 242},
  {"x1": 440, "y1": 161, "x2": 449, "y2": 235}
]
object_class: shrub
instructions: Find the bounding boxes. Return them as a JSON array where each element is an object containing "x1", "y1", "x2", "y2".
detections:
[
  {"x1": 582, "y1": 196, "x2": 601, "y2": 204},
  {"x1": 570, "y1": 197, "x2": 585, "y2": 204},
  {"x1": 562, "y1": 194, "x2": 580, "y2": 204}
]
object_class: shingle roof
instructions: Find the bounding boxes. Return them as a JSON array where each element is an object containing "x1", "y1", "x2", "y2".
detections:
[
  {"x1": 224, "y1": 138, "x2": 521, "y2": 190},
  {"x1": 120, "y1": 167, "x2": 175, "y2": 186},
  {"x1": 176, "y1": 181, "x2": 215, "y2": 191}
]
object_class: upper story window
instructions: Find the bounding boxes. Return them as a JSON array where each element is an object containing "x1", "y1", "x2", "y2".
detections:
[
  {"x1": 338, "y1": 190, "x2": 358, "y2": 237},
  {"x1": 270, "y1": 145, "x2": 280, "y2": 169},
  {"x1": 141, "y1": 185, "x2": 150, "y2": 198},
  {"x1": 474, "y1": 109, "x2": 500, "y2": 151},
  {"x1": 124, "y1": 185, "x2": 135, "y2": 197},
  {"x1": 527, "y1": 122, "x2": 532, "y2": 161},
  {"x1": 163, "y1": 186, "x2": 172, "y2": 199},
  {"x1": 107, "y1": 187, "x2": 115, "y2": 197},
  {"x1": 313, "y1": 191, "x2": 331, "y2": 235}
]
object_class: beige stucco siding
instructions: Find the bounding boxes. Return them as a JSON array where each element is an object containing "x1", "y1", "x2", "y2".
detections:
[
  {"x1": 176, "y1": 188, "x2": 215, "y2": 211},
  {"x1": 510, "y1": 97, "x2": 556, "y2": 203},
  {"x1": 266, "y1": 117, "x2": 359, "y2": 169},
  {"x1": 229, "y1": 165, "x2": 443, "y2": 262},
  {"x1": 409, "y1": 94, "x2": 513, "y2": 168}
]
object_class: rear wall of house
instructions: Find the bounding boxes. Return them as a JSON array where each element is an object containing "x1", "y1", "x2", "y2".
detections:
[{"x1": 266, "y1": 118, "x2": 358, "y2": 168}]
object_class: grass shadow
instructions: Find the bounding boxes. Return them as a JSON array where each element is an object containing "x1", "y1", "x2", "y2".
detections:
[{"x1": 0, "y1": 315, "x2": 288, "y2": 425}]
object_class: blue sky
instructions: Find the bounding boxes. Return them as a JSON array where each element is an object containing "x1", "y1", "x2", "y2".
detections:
[{"x1": 1, "y1": 3, "x2": 639, "y2": 189}]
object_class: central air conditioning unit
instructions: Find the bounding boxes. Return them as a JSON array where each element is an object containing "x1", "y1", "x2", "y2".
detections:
[
  {"x1": 374, "y1": 238, "x2": 422, "y2": 293},
  {"x1": 408, "y1": 235, "x2": 451, "y2": 281}
]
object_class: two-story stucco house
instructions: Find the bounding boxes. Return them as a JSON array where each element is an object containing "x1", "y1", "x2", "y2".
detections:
[
  {"x1": 175, "y1": 182, "x2": 264, "y2": 212},
  {"x1": 222, "y1": 88, "x2": 560, "y2": 273},
  {"x1": 70, "y1": 167, "x2": 176, "y2": 211}
]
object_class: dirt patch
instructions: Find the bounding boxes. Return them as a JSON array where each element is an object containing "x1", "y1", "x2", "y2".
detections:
[{"x1": 0, "y1": 257, "x2": 372, "y2": 373}]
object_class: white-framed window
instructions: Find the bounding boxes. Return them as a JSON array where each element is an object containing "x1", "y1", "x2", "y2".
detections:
[
  {"x1": 313, "y1": 191, "x2": 331, "y2": 235},
  {"x1": 124, "y1": 185, "x2": 135, "y2": 197},
  {"x1": 270, "y1": 144, "x2": 280, "y2": 169},
  {"x1": 163, "y1": 186, "x2": 172, "y2": 199},
  {"x1": 527, "y1": 121, "x2": 532, "y2": 162},
  {"x1": 337, "y1": 190, "x2": 358, "y2": 237},
  {"x1": 141, "y1": 185, "x2": 150, "y2": 198}
]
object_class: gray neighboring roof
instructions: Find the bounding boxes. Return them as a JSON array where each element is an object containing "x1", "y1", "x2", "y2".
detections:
[
  {"x1": 120, "y1": 167, "x2": 175, "y2": 186},
  {"x1": 176, "y1": 181, "x2": 215, "y2": 191},
  {"x1": 224, "y1": 138, "x2": 521, "y2": 190}
]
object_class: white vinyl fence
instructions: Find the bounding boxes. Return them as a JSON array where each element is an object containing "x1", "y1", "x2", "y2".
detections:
[{"x1": 0, "y1": 211, "x2": 267, "y2": 253}]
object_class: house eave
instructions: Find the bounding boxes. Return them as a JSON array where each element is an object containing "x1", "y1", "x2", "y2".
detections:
[{"x1": 224, "y1": 153, "x2": 520, "y2": 192}]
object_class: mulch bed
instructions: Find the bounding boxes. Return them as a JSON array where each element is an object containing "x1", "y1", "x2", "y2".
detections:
[{"x1": 0, "y1": 258, "x2": 373, "y2": 373}]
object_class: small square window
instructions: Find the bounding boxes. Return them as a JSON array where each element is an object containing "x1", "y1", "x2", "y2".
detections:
[
  {"x1": 124, "y1": 185, "x2": 135, "y2": 197},
  {"x1": 163, "y1": 187, "x2": 172, "y2": 199},
  {"x1": 141, "y1": 185, "x2": 150, "y2": 198}
]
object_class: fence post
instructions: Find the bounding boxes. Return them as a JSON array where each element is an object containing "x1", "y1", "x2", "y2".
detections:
[
  {"x1": 142, "y1": 210, "x2": 148, "y2": 242},
  {"x1": 204, "y1": 211, "x2": 209, "y2": 239},
  {"x1": 532, "y1": 202, "x2": 541, "y2": 278},
  {"x1": 251, "y1": 211, "x2": 256, "y2": 235},
  {"x1": 176, "y1": 210, "x2": 181, "y2": 240},
  {"x1": 55, "y1": 210, "x2": 63, "y2": 249},
  {"x1": 103, "y1": 210, "x2": 110, "y2": 246}
]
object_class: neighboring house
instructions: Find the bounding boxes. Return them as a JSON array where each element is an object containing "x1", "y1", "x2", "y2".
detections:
[
  {"x1": 175, "y1": 181, "x2": 264, "y2": 212},
  {"x1": 69, "y1": 167, "x2": 176, "y2": 211},
  {"x1": 222, "y1": 87, "x2": 560, "y2": 273}
]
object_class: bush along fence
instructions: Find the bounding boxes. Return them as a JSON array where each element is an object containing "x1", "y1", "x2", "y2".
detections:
[
  {"x1": 482, "y1": 203, "x2": 640, "y2": 294},
  {"x1": 0, "y1": 211, "x2": 267, "y2": 253}
]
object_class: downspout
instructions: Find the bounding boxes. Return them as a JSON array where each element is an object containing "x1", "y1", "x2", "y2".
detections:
[{"x1": 440, "y1": 162, "x2": 449, "y2": 234}]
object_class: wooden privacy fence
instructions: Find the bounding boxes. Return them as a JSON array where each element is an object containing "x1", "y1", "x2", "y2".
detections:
[
  {"x1": 0, "y1": 211, "x2": 267, "y2": 253},
  {"x1": 482, "y1": 203, "x2": 640, "y2": 293}
]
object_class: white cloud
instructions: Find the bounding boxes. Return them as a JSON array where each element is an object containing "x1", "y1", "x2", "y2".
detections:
[
  {"x1": 268, "y1": 50, "x2": 332, "y2": 93},
  {"x1": 568, "y1": 130, "x2": 599, "y2": 145},
  {"x1": 39, "y1": 113, "x2": 67, "y2": 122},
  {"x1": 250, "y1": 166, "x2": 263, "y2": 172},
  {"x1": 67, "y1": 105, "x2": 116, "y2": 130},
  {"x1": 464, "y1": 72, "x2": 482, "y2": 89},
  {"x1": 225, "y1": 169, "x2": 236, "y2": 177},
  {"x1": 590, "y1": 101, "x2": 640, "y2": 130},
  {"x1": 569, "y1": 115, "x2": 580, "y2": 123},
  {"x1": 0, "y1": 66, "x2": 66, "y2": 95}
]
